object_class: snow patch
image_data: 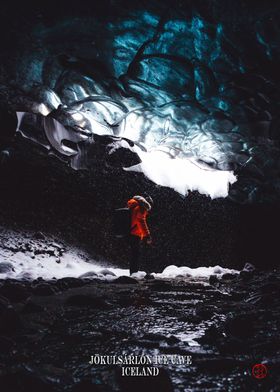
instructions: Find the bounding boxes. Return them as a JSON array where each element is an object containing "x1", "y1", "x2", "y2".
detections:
[
  {"x1": 0, "y1": 249, "x2": 239, "y2": 281},
  {"x1": 154, "y1": 264, "x2": 239, "y2": 279}
]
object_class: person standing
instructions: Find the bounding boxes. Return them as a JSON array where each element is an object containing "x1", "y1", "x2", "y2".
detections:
[{"x1": 127, "y1": 195, "x2": 153, "y2": 275}]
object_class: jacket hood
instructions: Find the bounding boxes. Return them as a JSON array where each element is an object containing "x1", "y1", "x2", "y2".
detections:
[{"x1": 132, "y1": 195, "x2": 152, "y2": 211}]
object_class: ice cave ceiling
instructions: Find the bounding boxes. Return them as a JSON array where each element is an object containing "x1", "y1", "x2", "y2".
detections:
[{"x1": 0, "y1": 0, "x2": 280, "y2": 203}]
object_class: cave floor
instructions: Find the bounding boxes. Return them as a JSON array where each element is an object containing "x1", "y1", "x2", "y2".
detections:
[{"x1": 0, "y1": 267, "x2": 279, "y2": 392}]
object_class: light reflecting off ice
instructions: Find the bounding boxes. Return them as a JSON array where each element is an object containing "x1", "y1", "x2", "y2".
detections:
[{"x1": 126, "y1": 150, "x2": 237, "y2": 199}]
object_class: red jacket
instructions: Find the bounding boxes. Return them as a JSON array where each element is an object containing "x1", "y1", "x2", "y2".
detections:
[{"x1": 127, "y1": 196, "x2": 151, "y2": 240}]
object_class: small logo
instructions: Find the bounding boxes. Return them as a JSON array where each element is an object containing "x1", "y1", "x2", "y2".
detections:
[{"x1": 252, "y1": 364, "x2": 268, "y2": 379}]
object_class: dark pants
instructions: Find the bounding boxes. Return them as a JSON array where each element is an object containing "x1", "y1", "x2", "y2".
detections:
[{"x1": 128, "y1": 235, "x2": 141, "y2": 275}]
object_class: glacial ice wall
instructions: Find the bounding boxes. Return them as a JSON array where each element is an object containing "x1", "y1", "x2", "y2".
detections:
[{"x1": 1, "y1": 2, "x2": 280, "y2": 202}]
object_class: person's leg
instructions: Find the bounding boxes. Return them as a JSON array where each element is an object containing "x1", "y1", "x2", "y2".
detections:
[{"x1": 129, "y1": 235, "x2": 140, "y2": 275}]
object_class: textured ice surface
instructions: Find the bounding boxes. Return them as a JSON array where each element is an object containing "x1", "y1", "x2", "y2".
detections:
[{"x1": 2, "y1": 7, "x2": 280, "y2": 202}]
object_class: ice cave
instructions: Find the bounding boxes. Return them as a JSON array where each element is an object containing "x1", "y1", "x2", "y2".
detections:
[{"x1": 0, "y1": 1, "x2": 280, "y2": 391}]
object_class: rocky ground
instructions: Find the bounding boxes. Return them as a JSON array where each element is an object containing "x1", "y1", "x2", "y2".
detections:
[{"x1": 0, "y1": 253, "x2": 279, "y2": 391}]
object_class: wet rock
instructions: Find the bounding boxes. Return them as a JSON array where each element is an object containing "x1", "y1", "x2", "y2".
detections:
[
  {"x1": 144, "y1": 273, "x2": 155, "y2": 280},
  {"x1": 37, "y1": 364, "x2": 73, "y2": 385},
  {"x1": 209, "y1": 274, "x2": 219, "y2": 285},
  {"x1": 116, "y1": 367, "x2": 173, "y2": 392},
  {"x1": 113, "y1": 276, "x2": 139, "y2": 284},
  {"x1": 34, "y1": 249, "x2": 44, "y2": 255},
  {"x1": 56, "y1": 277, "x2": 84, "y2": 290},
  {"x1": 222, "y1": 273, "x2": 237, "y2": 281},
  {"x1": 260, "y1": 282, "x2": 280, "y2": 295},
  {"x1": 243, "y1": 262, "x2": 255, "y2": 272},
  {"x1": 142, "y1": 333, "x2": 167, "y2": 341},
  {"x1": 71, "y1": 380, "x2": 100, "y2": 392},
  {"x1": 99, "y1": 268, "x2": 116, "y2": 276},
  {"x1": 0, "y1": 295, "x2": 10, "y2": 312},
  {"x1": 239, "y1": 270, "x2": 252, "y2": 281},
  {"x1": 22, "y1": 300, "x2": 45, "y2": 313},
  {"x1": 44, "y1": 248, "x2": 57, "y2": 256},
  {"x1": 0, "y1": 283, "x2": 30, "y2": 302},
  {"x1": 230, "y1": 291, "x2": 246, "y2": 301},
  {"x1": 197, "y1": 325, "x2": 224, "y2": 345},
  {"x1": 118, "y1": 295, "x2": 137, "y2": 307},
  {"x1": 32, "y1": 283, "x2": 58, "y2": 296},
  {"x1": 0, "y1": 367, "x2": 57, "y2": 392},
  {"x1": 65, "y1": 294, "x2": 109, "y2": 308},
  {"x1": 196, "y1": 306, "x2": 216, "y2": 319},
  {"x1": 0, "y1": 307, "x2": 23, "y2": 335},
  {"x1": 245, "y1": 292, "x2": 262, "y2": 304},
  {"x1": 240, "y1": 262, "x2": 256, "y2": 281},
  {"x1": 0, "y1": 336, "x2": 15, "y2": 352},
  {"x1": 0, "y1": 262, "x2": 15, "y2": 273},
  {"x1": 34, "y1": 277, "x2": 44, "y2": 283},
  {"x1": 118, "y1": 292, "x2": 151, "y2": 307},
  {"x1": 149, "y1": 281, "x2": 172, "y2": 291},
  {"x1": 225, "y1": 313, "x2": 255, "y2": 339},
  {"x1": 133, "y1": 294, "x2": 153, "y2": 306},
  {"x1": 197, "y1": 357, "x2": 241, "y2": 372},
  {"x1": 105, "y1": 139, "x2": 142, "y2": 168},
  {"x1": 141, "y1": 333, "x2": 179, "y2": 345},
  {"x1": 81, "y1": 278, "x2": 103, "y2": 284},
  {"x1": 79, "y1": 271, "x2": 98, "y2": 279}
]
